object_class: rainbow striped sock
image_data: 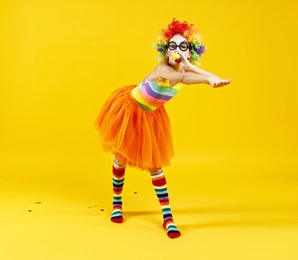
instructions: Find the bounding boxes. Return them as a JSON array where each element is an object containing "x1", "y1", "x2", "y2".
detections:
[
  {"x1": 151, "y1": 171, "x2": 181, "y2": 239},
  {"x1": 111, "y1": 161, "x2": 125, "y2": 223}
]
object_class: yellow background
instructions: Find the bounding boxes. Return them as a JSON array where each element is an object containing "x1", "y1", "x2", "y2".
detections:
[{"x1": 1, "y1": 0, "x2": 297, "y2": 259}]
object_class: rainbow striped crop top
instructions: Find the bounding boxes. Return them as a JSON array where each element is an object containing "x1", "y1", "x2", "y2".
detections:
[{"x1": 131, "y1": 78, "x2": 183, "y2": 112}]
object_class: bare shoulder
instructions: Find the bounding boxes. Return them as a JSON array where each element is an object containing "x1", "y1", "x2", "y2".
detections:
[
  {"x1": 157, "y1": 62, "x2": 174, "y2": 72},
  {"x1": 147, "y1": 63, "x2": 174, "y2": 81}
]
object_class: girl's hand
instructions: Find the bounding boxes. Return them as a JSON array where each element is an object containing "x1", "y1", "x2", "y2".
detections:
[
  {"x1": 179, "y1": 54, "x2": 193, "y2": 72},
  {"x1": 206, "y1": 74, "x2": 232, "y2": 88}
]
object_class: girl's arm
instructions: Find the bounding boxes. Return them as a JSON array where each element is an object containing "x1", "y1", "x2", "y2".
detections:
[
  {"x1": 183, "y1": 72, "x2": 231, "y2": 87},
  {"x1": 152, "y1": 63, "x2": 232, "y2": 88},
  {"x1": 179, "y1": 54, "x2": 232, "y2": 87}
]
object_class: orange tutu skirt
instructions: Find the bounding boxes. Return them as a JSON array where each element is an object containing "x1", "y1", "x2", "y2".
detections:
[{"x1": 95, "y1": 85, "x2": 175, "y2": 171}]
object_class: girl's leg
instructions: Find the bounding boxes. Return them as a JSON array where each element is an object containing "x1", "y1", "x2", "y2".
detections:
[
  {"x1": 111, "y1": 154, "x2": 126, "y2": 223},
  {"x1": 150, "y1": 168, "x2": 181, "y2": 239}
]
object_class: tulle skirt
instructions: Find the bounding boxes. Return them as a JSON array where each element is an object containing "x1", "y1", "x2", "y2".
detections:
[{"x1": 95, "y1": 85, "x2": 175, "y2": 171}]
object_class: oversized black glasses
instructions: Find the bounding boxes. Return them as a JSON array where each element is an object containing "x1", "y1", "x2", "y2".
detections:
[{"x1": 167, "y1": 41, "x2": 189, "y2": 51}]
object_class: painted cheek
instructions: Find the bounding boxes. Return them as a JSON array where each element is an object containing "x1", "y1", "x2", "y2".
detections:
[
  {"x1": 182, "y1": 50, "x2": 190, "y2": 59},
  {"x1": 167, "y1": 50, "x2": 176, "y2": 60}
]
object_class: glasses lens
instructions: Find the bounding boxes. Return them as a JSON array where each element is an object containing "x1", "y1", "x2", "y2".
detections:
[
  {"x1": 168, "y1": 42, "x2": 177, "y2": 50},
  {"x1": 179, "y1": 42, "x2": 189, "y2": 51}
]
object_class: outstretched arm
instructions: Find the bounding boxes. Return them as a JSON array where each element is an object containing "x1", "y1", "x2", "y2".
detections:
[
  {"x1": 183, "y1": 71, "x2": 232, "y2": 88},
  {"x1": 152, "y1": 63, "x2": 232, "y2": 88},
  {"x1": 179, "y1": 54, "x2": 232, "y2": 87}
]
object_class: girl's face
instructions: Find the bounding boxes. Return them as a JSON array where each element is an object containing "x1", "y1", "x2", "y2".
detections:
[{"x1": 166, "y1": 34, "x2": 190, "y2": 65}]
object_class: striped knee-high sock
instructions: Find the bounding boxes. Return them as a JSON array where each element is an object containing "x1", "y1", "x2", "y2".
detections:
[
  {"x1": 151, "y1": 171, "x2": 181, "y2": 239},
  {"x1": 111, "y1": 161, "x2": 125, "y2": 223}
]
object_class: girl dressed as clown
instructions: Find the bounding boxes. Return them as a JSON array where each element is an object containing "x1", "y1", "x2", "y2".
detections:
[{"x1": 95, "y1": 19, "x2": 232, "y2": 239}]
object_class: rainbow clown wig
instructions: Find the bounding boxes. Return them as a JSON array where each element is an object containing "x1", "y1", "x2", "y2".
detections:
[{"x1": 154, "y1": 18, "x2": 205, "y2": 66}]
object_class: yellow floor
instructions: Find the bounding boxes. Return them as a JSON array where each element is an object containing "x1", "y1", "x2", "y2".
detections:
[
  {"x1": 1, "y1": 0, "x2": 297, "y2": 259},
  {"x1": 1, "y1": 152, "x2": 298, "y2": 260}
]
